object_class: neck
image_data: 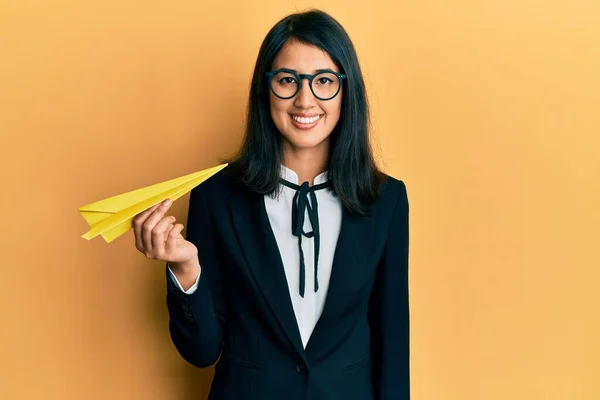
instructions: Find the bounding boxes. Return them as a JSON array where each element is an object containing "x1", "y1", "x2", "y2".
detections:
[{"x1": 282, "y1": 141, "x2": 329, "y2": 185}]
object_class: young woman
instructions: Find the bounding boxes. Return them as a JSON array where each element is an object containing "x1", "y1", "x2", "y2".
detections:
[{"x1": 132, "y1": 9, "x2": 410, "y2": 400}]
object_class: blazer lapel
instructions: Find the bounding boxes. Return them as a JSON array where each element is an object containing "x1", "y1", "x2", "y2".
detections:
[
  {"x1": 229, "y1": 183, "x2": 307, "y2": 361},
  {"x1": 228, "y1": 177, "x2": 383, "y2": 360},
  {"x1": 306, "y1": 202, "x2": 379, "y2": 355}
]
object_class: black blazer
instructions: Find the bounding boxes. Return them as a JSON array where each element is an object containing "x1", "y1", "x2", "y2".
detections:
[{"x1": 165, "y1": 167, "x2": 410, "y2": 399}]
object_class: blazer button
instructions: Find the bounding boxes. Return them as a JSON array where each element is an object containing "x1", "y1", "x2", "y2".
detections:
[{"x1": 296, "y1": 364, "x2": 306, "y2": 374}]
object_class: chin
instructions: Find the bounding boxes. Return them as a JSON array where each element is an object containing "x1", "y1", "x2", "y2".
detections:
[
  {"x1": 274, "y1": 114, "x2": 334, "y2": 151},
  {"x1": 282, "y1": 132, "x2": 330, "y2": 151}
]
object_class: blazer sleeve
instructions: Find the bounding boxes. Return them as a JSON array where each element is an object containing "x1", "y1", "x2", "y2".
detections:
[
  {"x1": 167, "y1": 263, "x2": 201, "y2": 293},
  {"x1": 165, "y1": 185, "x2": 225, "y2": 368},
  {"x1": 369, "y1": 179, "x2": 410, "y2": 399}
]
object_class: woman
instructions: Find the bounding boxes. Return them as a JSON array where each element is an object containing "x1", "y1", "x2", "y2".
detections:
[{"x1": 132, "y1": 9, "x2": 410, "y2": 400}]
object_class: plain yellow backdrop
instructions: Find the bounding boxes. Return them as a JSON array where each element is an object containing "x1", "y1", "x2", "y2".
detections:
[{"x1": 1, "y1": 1, "x2": 599, "y2": 399}]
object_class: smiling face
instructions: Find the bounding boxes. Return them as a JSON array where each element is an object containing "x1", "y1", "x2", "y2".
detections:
[{"x1": 269, "y1": 40, "x2": 343, "y2": 156}]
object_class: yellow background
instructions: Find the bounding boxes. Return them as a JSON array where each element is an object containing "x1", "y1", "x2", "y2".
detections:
[{"x1": 1, "y1": 0, "x2": 598, "y2": 399}]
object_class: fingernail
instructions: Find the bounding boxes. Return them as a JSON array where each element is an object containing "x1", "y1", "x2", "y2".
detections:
[{"x1": 163, "y1": 199, "x2": 172, "y2": 206}]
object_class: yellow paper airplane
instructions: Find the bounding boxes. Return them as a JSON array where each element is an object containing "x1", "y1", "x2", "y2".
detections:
[{"x1": 78, "y1": 163, "x2": 228, "y2": 243}]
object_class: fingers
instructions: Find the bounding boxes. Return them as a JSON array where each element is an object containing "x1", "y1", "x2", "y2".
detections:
[
  {"x1": 142, "y1": 199, "x2": 173, "y2": 252},
  {"x1": 167, "y1": 223, "x2": 185, "y2": 239},
  {"x1": 150, "y1": 215, "x2": 177, "y2": 255},
  {"x1": 165, "y1": 223, "x2": 185, "y2": 255},
  {"x1": 132, "y1": 203, "x2": 161, "y2": 252},
  {"x1": 132, "y1": 199, "x2": 172, "y2": 256}
]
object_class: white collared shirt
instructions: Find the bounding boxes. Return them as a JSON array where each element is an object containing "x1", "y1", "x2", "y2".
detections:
[{"x1": 168, "y1": 165, "x2": 343, "y2": 348}]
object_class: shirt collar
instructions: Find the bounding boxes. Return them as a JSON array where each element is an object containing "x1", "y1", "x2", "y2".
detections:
[{"x1": 279, "y1": 164, "x2": 329, "y2": 185}]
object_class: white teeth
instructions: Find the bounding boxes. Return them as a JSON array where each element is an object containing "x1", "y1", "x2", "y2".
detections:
[{"x1": 292, "y1": 115, "x2": 321, "y2": 124}]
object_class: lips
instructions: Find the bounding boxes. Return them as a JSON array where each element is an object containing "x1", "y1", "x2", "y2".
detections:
[
  {"x1": 289, "y1": 114, "x2": 323, "y2": 130},
  {"x1": 291, "y1": 114, "x2": 321, "y2": 124}
]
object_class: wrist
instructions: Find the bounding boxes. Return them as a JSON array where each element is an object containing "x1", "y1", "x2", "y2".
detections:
[{"x1": 170, "y1": 257, "x2": 200, "y2": 276}]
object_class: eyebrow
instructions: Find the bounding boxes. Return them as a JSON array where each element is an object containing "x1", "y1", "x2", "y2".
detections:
[{"x1": 276, "y1": 68, "x2": 338, "y2": 74}]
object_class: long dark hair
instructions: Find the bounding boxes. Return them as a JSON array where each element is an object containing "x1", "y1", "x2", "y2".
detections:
[{"x1": 223, "y1": 9, "x2": 385, "y2": 216}]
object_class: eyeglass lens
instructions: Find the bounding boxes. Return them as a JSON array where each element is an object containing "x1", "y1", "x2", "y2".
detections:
[{"x1": 270, "y1": 71, "x2": 340, "y2": 99}]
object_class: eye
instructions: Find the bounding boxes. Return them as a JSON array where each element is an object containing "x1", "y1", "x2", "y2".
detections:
[
  {"x1": 278, "y1": 76, "x2": 297, "y2": 85},
  {"x1": 317, "y1": 77, "x2": 333, "y2": 85}
]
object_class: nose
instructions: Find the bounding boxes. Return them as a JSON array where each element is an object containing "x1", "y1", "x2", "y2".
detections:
[{"x1": 293, "y1": 78, "x2": 315, "y2": 109}]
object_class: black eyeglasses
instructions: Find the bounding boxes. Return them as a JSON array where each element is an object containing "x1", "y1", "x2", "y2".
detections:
[{"x1": 265, "y1": 68, "x2": 346, "y2": 101}]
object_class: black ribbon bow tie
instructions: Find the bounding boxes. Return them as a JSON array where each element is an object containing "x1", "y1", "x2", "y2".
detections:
[{"x1": 279, "y1": 178, "x2": 331, "y2": 297}]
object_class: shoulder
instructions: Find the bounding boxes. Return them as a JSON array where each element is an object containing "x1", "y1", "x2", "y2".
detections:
[
  {"x1": 368, "y1": 173, "x2": 408, "y2": 224},
  {"x1": 373, "y1": 174, "x2": 409, "y2": 240},
  {"x1": 380, "y1": 173, "x2": 408, "y2": 207},
  {"x1": 189, "y1": 164, "x2": 243, "y2": 204}
]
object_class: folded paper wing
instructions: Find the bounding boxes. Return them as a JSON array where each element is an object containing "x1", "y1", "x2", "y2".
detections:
[{"x1": 78, "y1": 163, "x2": 228, "y2": 243}]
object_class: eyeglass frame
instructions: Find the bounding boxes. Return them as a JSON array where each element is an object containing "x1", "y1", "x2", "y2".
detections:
[{"x1": 265, "y1": 68, "x2": 347, "y2": 101}]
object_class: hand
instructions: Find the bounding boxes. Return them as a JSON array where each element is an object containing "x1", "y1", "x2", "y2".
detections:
[{"x1": 132, "y1": 199, "x2": 198, "y2": 264}]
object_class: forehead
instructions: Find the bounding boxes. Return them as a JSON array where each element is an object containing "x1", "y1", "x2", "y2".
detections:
[{"x1": 272, "y1": 40, "x2": 338, "y2": 72}]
